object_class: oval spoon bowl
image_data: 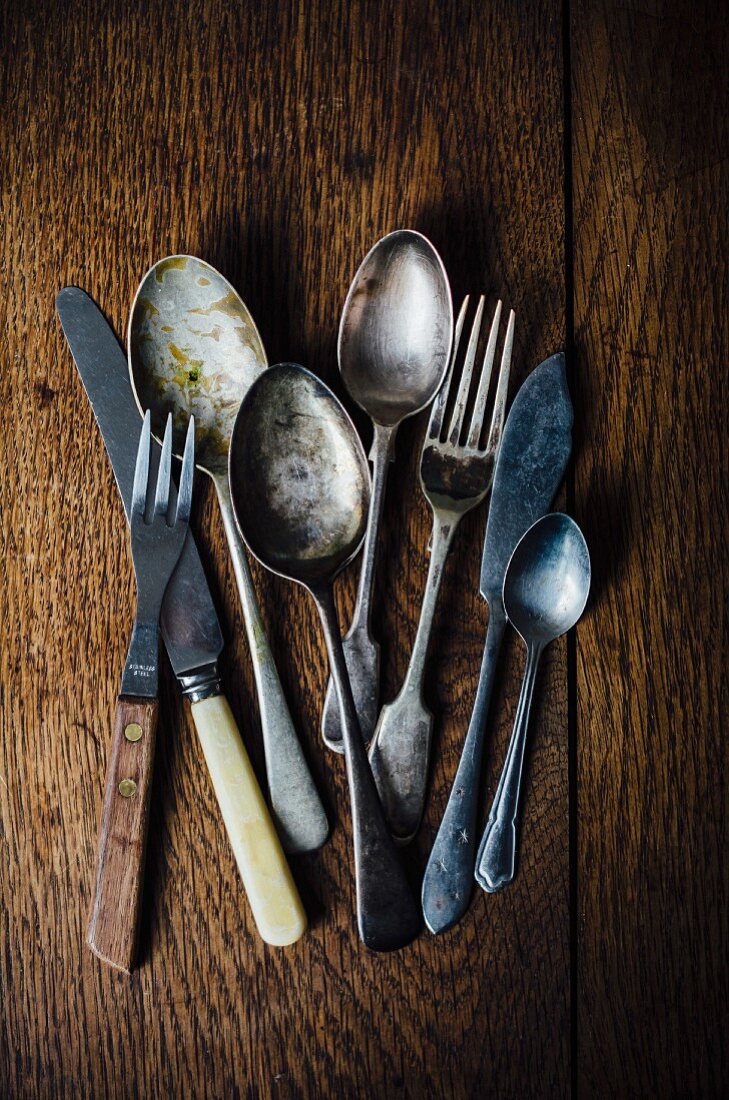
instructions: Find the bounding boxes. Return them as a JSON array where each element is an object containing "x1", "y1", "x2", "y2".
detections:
[
  {"x1": 229, "y1": 364, "x2": 370, "y2": 587},
  {"x1": 128, "y1": 254, "x2": 267, "y2": 474},
  {"x1": 504, "y1": 511, "x2": 591, "y2": 643},
  {"x1": 338, "y1": 228, "x2": 453, "y2": 427}
]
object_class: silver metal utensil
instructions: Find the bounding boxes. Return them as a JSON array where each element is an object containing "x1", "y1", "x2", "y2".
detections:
[
  {"x1": 422, "y1": 353, "x2": 573, "y2": 934},
  {"x1": 128, "y1": 256, "x2": 327, "y2": 854},
  {"x1": 475, "y1": 513, "x2": 590, "y2": 891},
  {"x1": 321, "y1": 230, "x2": 453, "y2": 752},
  {"x1": 87, "y1": 411, "x2": 194, "y2": 972},
  {"x1": 368, "y1": 296, "x2": 514, "y2": 843},
  {"x1": 229, "y1": 364, "x2": 422, "y2": 952}
]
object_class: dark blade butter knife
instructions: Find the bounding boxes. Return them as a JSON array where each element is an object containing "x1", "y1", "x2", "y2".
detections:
[
  {"x1": 421, "y1": 353, "x2": 573, "y2": 933},
  {"x1": 57, "y1": 288, "x2": 309, "y2": 946}
]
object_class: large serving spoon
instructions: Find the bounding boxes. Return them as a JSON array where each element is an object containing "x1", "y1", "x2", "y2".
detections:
[
  {"x1": 321, "y1": 230, "x2": 453, "y2": 752},
  {"x1": 475, "y1": 513, "x2": 591, "y2": 892},
  {"x1": 128, "y1": 256, "x2": 328, "y2": 854},
  {"x1": 229, "y1": 364, "x2": 421, "y2": 951}
]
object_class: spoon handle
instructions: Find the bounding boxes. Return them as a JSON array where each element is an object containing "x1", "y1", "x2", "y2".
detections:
[
  {"x1": 321, "y1": 422, "x2": 396, "y2": 752},
  {"x1": 368, "y1": 514, "x2": 458, "y2": 842},
  {"x1": 421, "y1": 605, "x2": 506, "y2": 933},
  {"x1": 475, "y1": 642, "x2": 542, "y2": 893},
  {"x1": 217, "y1": 479, "x2": 328, "y2": 854},
  {"x1": 315, "y1": 585, "x2": 421, "y2": 952}
]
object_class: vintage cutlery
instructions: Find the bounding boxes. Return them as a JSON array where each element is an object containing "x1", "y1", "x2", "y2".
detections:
[
  {"x1": 229, "y1": 364, "x2": 422, "y2": 951},
  {"x1": 128, "y1": 256, "x2": 328, "y2": 854},
  {"x1": 475, "y1": 512, "x2": 590, "y2": 891},
  {"x1": 422, "y1": 353, "x2": 573, "y2": 934},
  {"x1": 368, "y1": 296, "x2": 515, "y2": 843},
  {"x1": 321, "y1": 230, "x2": 453, "y2": 752},
  {"x1": 57, "y1": 287, "x2": 226, "y2": 698},
  {"x1": 58, "y1": 288, "x2": 307, "y2": 947},
  {"x1": 87, "y1": 411, "x2": 194, "y2": 971}
]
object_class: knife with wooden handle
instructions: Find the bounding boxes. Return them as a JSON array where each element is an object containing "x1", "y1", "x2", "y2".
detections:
[{"x1": 57, "y1": 287, "x2": 307, "y2": 949}]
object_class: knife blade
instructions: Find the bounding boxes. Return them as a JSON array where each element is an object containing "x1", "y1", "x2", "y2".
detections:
[
  {"x1": 422, "y1": 352, "x2": 573, "y2": 933},
  {"x1": 57, "y1": 286, "x2": 223, "y2": 695}
]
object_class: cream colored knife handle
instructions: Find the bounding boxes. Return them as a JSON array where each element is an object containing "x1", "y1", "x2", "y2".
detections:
[{"x1": 190, "y1": 694, "x2": 307, "y2": 946}]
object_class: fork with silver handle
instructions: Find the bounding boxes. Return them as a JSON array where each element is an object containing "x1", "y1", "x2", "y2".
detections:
[{"x1": 368, "y1": 297, "x2": 515, "y2": 843}]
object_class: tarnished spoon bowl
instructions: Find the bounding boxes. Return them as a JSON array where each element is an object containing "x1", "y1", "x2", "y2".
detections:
[
  {"x1": 228, "y1": 364, "x2": 370, "y2": 587},
  {"x1": 339, "y1": 229, "x2": 453, "y2": 425},
  {"x1": 229, "y1": 364, "x2": 421, "y2": 952}
]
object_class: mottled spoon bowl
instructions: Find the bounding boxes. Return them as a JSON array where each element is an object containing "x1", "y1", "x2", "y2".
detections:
[
  {"x1": 128, "y1": 254, "x2": 266, "y2": 472},
  {"x1": 229, "y1": 363, "x2": 370, "y2": 587}
]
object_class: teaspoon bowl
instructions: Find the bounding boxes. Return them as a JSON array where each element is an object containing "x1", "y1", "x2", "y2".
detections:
[{"x1": 504, "y1": 511, "x2": 591, "y2": 646}]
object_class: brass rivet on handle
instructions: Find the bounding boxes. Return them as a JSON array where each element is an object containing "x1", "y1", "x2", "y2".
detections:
[
  {"x1": 118, "y1": 778, "x2": 137, "y2": 797},
  {"x1": 124, "y1": 722, "x2": 143, "y2": 743}
]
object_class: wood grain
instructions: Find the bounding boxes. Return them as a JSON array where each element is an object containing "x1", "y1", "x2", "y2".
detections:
[
  {"x1": 571, "y1": 0, "x2": 729, "y2": 1095},
  {"x1": 87, "y1": 697, "x2": 159, "y2": 973},
  {"x1": 0, "y1": 1, "x2": 568, "y2": 1097}
]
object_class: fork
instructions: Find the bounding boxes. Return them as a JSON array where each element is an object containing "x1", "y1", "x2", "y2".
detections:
[
  {"x1": 87, "y1": 410, "x2": 194, "y2": 971},
  {"x1": 368, "y1": 297, "x2": 515, "y2": 842}
]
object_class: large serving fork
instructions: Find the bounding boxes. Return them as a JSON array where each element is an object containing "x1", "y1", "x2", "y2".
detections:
[
  {"x1": 368, "y1": 297, "x2": 515, "y2": 842},
  {"x1": 87, "y1": 411, "x2": 194, "y2": 971}
]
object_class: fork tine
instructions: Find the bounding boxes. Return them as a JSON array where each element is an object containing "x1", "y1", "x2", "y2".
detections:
[
  {"x1": 466, "y1": 300, "x2": 502, "y2": 449},
  {"x1": 132, "y1": 410, "x2": 151, "y2": 516},
  {"x1": 447, "y1": 296, "x2": 484, "y2": 444},
  {"x1": 426, "y1": 296, "x2": 468, "y2": 441},
  {"x1": 175, "y1": 416, "x2": 195, "y2": 524},
  {"x1": 154, "y1": 414, "x2": 173, "y2": 517},
  {"x1": 484, "y1": 308, "x2": 515, "y2": 455}
]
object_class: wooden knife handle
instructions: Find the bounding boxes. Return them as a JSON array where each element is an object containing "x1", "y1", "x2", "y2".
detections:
[
  {"x1": 87, "y1": 696, "x2": 158, "y2": 972},
  {"x1": 190, "y1": 694, "x2": 307, "y2": 946}
]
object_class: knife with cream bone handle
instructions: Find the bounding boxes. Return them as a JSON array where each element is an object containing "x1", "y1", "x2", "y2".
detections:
[{"x1": 57, "y1": 287, "x2": 306, "y2": 946}]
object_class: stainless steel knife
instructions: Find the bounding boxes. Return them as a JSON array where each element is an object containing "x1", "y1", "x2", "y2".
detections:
[
  {"x1": 57, "y1": 288, "x2": 308, "y2": 947},
  {"x1": 421, "y1": 352, "x2": 573, "y2": 933}
]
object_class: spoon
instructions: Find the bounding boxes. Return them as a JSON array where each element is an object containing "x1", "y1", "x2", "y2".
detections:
[
  {"x1": 229, "y1": 364, "x2": 422, "y2": 951},
  {"x1": 474, "y1": 513, "x2": 590, "y2": 893},
  {"x1": 321, "y1": 230, "x2": 453, "y2": 752},
  {"x1": 128, "y1": 255, "x2": 328, "y2": 855}
]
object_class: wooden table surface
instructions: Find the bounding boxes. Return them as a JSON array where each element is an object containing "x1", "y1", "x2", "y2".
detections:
[{"x1": 1, "y1": 1, "x2": 726, "y2": 1096}]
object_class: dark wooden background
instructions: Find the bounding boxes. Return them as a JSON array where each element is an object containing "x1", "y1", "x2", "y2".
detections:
[{"x1": 0, "y1": 0, "x2": 725, "y2": 1096}]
